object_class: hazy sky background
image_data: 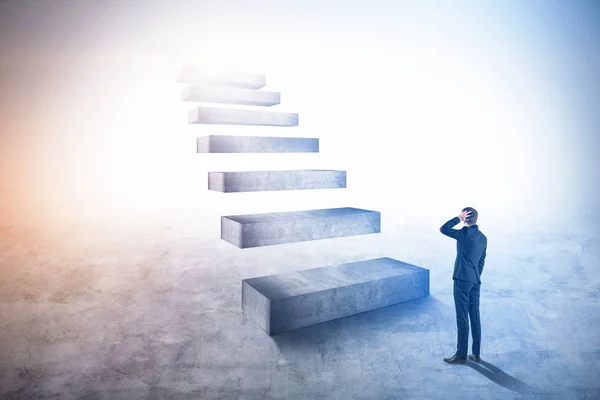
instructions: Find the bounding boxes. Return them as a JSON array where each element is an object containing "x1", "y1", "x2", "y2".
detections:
[{"x1": 1, "y1": 0, "x2": 599, "y2": 233}]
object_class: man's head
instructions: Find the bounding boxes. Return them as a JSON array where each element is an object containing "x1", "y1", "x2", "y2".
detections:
[{"x1": 462, "y1": 207, "x2": 478, "y2": 225}]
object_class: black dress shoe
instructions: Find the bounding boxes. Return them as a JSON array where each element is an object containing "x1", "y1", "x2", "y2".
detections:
[
  {"x1": 468, "y1": 354, "x2": 481, "y2": 362},
  {"x1": 443, "y1": 355, "x2": 467, "y2": 364}
]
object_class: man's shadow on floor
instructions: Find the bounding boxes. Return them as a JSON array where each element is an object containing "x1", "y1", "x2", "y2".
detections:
[{"x1": 467, "y1": 358, "x2": 549, "y2": 398}]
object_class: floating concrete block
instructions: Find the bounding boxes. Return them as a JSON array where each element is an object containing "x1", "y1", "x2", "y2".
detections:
[
  {"x1": 177, "y1": 68, "x2": 266, "y2": 89},
  {"x1": 182, "y1": 85, "x2": 280, "y2": 106},
  {"x1": 189, "y1": 106, "x2": 298, "y2": 126},
  {"x1": 208, "y1": 170, "x2": 346, "y2": 192},
  {"x1": 221, "y1": 207, "x2": 380, "y2": 248},
  {"x1": 197, "y1": 135, "x2": 318, "y2": 153},
  {"x1": 242, "y1": 257, "x2": 430, "y2": 335}
]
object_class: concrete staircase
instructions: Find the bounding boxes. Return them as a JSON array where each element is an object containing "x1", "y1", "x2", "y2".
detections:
[
  {"x1": 242, "y1": 257, "x2": 430, "y2": 335},
  {"x1": 178, "y1": 68, "x2": 266, "y2": 89},
  {"x1": 189, "y1": 106, "x2": 298, "y2": 126},
  {"x1": 222, "y1": 207, "x2": 380, "y2": 248},
  {"x1": 183, "y1": 84, "x2": 280, "y2": 106},
  {"x1": 197, "y1": 135, "x2": 317, "y2": 153},
  {"x1": 178, "y1": 67, "x2": 429, "y2": 335},
  {"x1": 208, "y1": 170, "x2": 346, "y2": 192}
]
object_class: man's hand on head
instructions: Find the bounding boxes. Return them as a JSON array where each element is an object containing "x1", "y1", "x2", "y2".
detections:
[{"x1": 458, "y1": 210, "x2": 472, "y2": 222}]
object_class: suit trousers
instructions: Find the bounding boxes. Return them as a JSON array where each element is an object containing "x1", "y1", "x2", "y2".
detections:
[{"x1": 453, "y1": 278, "x2": 481, "y2": 359}]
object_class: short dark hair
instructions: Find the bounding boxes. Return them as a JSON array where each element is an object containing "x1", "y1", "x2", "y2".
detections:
[{"x1": 462, "y1": 207, "x2": 478, "y2": 224}]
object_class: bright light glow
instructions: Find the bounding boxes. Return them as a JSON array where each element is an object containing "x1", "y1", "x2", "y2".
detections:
[{"x1": 1, "y1": 0, "x2": 597, "y2": 233}]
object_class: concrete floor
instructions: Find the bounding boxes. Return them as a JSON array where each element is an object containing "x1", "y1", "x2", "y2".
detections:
[{"x1": 1, "y1": 215, "x2": 599, "y2": 400}]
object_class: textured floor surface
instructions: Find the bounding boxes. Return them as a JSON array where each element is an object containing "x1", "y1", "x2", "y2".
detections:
[{"x1": 0, "y1": 216, "x2": 599, "y2": 400}]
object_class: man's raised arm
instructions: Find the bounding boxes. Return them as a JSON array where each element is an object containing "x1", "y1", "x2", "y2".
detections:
[{"x1": 440, "y1": 217, "x2": 462, "y2": 240}]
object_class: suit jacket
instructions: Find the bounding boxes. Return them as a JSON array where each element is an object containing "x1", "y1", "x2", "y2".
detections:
[{"x1": 440, "y1": 217, "x2": 487, "y2": 284}]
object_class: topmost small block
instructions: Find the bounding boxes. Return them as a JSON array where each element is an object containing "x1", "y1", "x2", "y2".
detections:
[{"x1": 177, "y1": 67, "x2": 266, "y2": 89}]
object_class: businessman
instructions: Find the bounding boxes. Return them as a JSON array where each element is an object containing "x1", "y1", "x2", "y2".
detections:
[{"x1": 440, "y1": 207, "x2": 487, "y2": 364}]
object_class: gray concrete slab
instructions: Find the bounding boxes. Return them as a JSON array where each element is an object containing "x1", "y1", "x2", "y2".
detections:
[
  {"x1": 197, "y1": 135, "x2": 319, "y2": 153},
  {"x1": 221, "y1": 207, "x2": 381, "y2": 248},
  {"x1": 208, "y1": 170, "x2": 346, "y2": 192},
  {"x1": 182, "y1": 84, "x2": 280, "y2": 106},
  {"x1": 177, "y1": 67, "x2": 266, "y2": 89},
  {"x1": 0, "y1": 220, "x2": 598, "y2": 399},
  {"x1": 242, "y1": 257, "x2": 430, "y2": 335},
  {"x1": 189, "y1": 106, "x2": 298, "y2": 126}
]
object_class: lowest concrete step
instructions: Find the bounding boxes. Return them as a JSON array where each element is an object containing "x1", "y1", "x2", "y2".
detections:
[
  {"x1": 177, "y1": 68, "x2": 266, "y2": 89},
  {"x1": 197, "y1": 135, "x2": 318, "y2": 153},
  {"x1": 182, "y1": 85, "x2": 280, "y2": 106},
  {"x1": 242, "y1": 257, "x2": 430, "y2": 335},
  {"x1": 208, "y1": 170, "x2": 346, "y2": 192},
  {"x1": 221, "y1": 207, "x2": 380, "y2": 248},
  {"x1": 189, "y1": 106, "x2": 298, "y2": 126}
]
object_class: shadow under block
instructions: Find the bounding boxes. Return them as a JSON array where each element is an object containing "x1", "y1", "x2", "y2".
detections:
[
  {"x1": 177, "y1": 68, "x2": 266, "y2": 89},
  {"x1": 189, "y1": 107, "x2": 298, "y2": 126},
  {"x1": 182, "y1": 85, "x2": 280, "y2": 106},
  {"x1": 221, "y1": 207, "x2": 380, "y2": 248},
  {"x1": 197, "y1": 135, "x2": 318, "y2": 153},
  {"x1": 208, "y1": 170, "x2": 346, "y2": 192},
  {"x1": 242, "y1": 257, "x2": 430, "y2": 335}
]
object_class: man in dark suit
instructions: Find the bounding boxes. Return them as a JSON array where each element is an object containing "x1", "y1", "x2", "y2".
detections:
[{"x1": 440, "y1": 207, "x2": 487, "y2": 364}]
